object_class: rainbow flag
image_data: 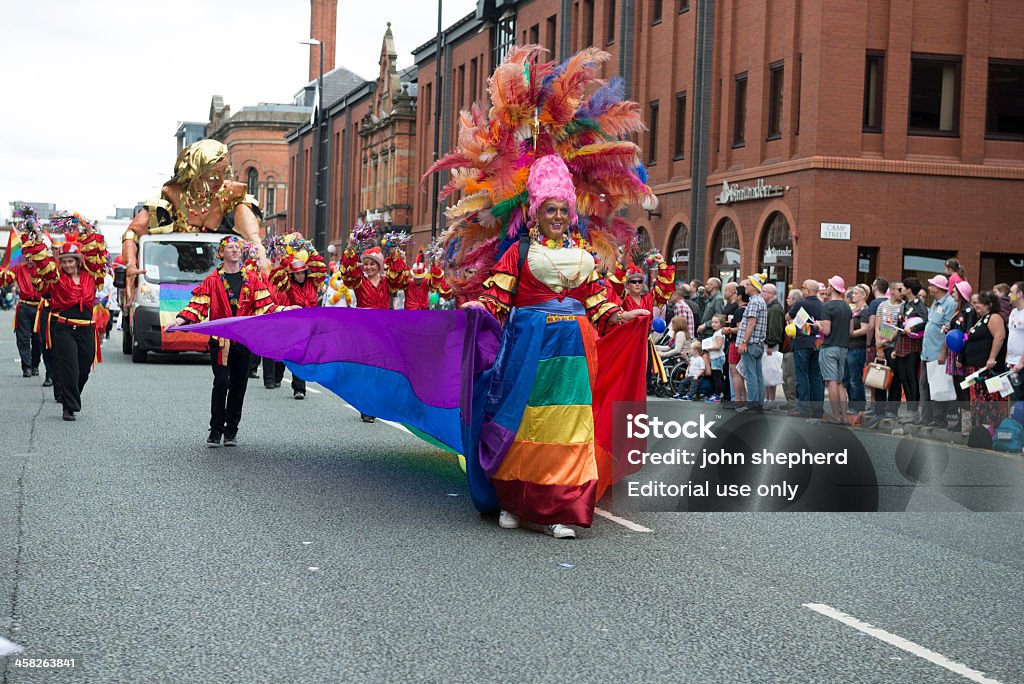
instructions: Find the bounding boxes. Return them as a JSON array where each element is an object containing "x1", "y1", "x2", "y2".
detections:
[
  {"x1": 158, "y1": 283, "x2": 209, "y2": 351},
  {"x1": 1, "y1": 230, "x2": 24, "y2": 269}
]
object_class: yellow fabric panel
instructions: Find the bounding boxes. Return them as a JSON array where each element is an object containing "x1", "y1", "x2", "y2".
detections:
[
  {"x1": 492, "y1": 440, "x2": 597, "y2": 486},
  {"x1": 513, "y1": 404, "x2": 594, "y2": 444}
]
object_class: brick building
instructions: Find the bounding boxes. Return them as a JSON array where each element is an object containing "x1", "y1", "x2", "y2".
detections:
[{"x1": 290, "y1": 0, "x2": 1024, "y2": 288}]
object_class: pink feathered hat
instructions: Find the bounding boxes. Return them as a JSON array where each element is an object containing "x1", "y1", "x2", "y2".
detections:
[{"x1": 526, "y1": 155, "x2": 578, "y2": 224}]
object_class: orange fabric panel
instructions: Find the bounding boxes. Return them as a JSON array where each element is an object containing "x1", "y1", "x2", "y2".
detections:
[{"x1": 492, "y1": 440, "x2": 598, "y2": 486}]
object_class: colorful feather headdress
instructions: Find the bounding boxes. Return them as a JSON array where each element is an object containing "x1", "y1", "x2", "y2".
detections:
[{"x1": 423, "y1": 45, "x2": 653, "y2": 297}]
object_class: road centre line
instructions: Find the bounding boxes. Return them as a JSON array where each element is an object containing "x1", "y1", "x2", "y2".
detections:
[
  {"x1": 337, "y1": 402, "x2": 653, "y2": 532},
  {"x1": 803, "y1": 603, "x2": 1003, "y2": 684}
]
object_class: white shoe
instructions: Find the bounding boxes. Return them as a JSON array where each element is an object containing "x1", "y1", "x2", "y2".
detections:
[
  {"x1": 544, "y1": 524, "x2": 576, "y2": 539},
  {"x1": 498, "y1": 510, "x2": 519, "y2": 529}
]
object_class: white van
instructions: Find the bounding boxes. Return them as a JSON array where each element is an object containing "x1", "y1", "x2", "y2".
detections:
[{"x1": 123, "y1": 232, "x2": 223, "y2": 362}]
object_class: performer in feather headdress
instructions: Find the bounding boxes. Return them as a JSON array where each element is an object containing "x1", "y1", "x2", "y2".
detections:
[{"x1": 428, "y1": 46, "x2": 662, "y2": 538}]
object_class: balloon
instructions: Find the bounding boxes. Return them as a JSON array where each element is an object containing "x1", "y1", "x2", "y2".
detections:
[
  {"x1": 652, "y1": 318, "x2": 667, "y2": 333},
  {"x1": 945, "y1": 329, "x2": 965, "y2": 353},
  {"x1": 428, "y1": 291, "x2": 441, "y2": 308},
  {"x1": 785, "y1": 323, "x2": 798, "y2": 338}
]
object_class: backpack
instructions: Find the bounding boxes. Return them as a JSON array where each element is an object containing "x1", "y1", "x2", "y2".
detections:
[
  {"x1": 967, "y1": 424, "x2": 994, "y2": 450},
  {"x1": 992, "y1": 418, "x2": 1024, "y2": 452}
]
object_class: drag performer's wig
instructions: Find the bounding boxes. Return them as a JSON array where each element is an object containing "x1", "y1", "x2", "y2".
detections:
[
  {"x1": 526, "y1": 155, "x2": 578, "y2": 225},
  {"x1": 171, "y1": 139, "x2": 230, "y2": 185}
]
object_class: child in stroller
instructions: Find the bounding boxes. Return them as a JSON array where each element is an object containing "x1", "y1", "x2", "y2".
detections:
[{"x1": 676, "y1": 340, "x2": 713, "y2": 400}]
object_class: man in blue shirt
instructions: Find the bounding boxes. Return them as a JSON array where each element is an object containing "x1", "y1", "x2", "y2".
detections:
[{"x1": 919, "y1": 274, "x2": 958, "y2": 428}]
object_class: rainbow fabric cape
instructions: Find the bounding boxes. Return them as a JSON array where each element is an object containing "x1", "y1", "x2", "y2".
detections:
[{"x1": 177, "y1": 308, "x2": 648, "y2": 512}]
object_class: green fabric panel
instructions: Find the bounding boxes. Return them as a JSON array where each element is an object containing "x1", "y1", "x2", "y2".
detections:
[{"x1": 527, "y1": 355, "x2": 592, "y2": 407}]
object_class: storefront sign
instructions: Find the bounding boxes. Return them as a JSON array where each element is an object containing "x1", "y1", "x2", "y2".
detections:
[
  {"x1": 820, "y1": 222, "x2": 851, "y2": 240},
  {"x1": 762, "y1": 246, "x2": 792, "y2": 263},
  {"x1": 715, "y1": 179, "x2": 786, "y2": 205}
]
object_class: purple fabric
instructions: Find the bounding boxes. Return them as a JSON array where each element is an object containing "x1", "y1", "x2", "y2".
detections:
[
  {"x1": 175, "y1": 308, "x2": 501, "y2": 409},
  {"x1": 478, "y1": 420, "x2": 517, "y2": 476}
]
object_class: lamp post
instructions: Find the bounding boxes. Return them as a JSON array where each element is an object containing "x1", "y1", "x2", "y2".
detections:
[
  {"x1": 430, "y1": 0, "x2": 444, "y2": 240},
  {"x1": 300, "y1": 38, "x2": 326, "y2": 253}
]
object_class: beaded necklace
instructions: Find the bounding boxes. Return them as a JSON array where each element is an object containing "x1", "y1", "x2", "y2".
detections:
[{"x1": 219, "y1": 267, "x2": 247, "y2": 312}]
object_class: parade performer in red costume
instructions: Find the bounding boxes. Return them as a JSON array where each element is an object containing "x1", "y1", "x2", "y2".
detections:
[
  {"x1": 1, "y1": 208, "x2": 53, "y2": 386},
  {"x1": 21, "y1": 215, "x2": 107, "y2": 421},
  {"x1": 173, "y1": 236, "x2": 291, "y2": 446},
  {"x1": 621, "y1": 257, "x2": 674, "y2": 313},
  {"x1": 268, "y1": 234, "x2": 327, "y2": 399}
]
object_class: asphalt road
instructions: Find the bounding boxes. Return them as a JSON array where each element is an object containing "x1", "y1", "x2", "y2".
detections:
[{"x1": 1, "y1": 307, "x2": 1021, "y2": 683}]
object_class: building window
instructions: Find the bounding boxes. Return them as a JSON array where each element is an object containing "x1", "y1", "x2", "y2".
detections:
[
  {"x1": 767, "y1": 61, "x2": 784, "y2": 140},
  {"x1": 678, "y1": 0, "x2": 689, "y2": 12},
  {"x1": 637, "y1": 227, "x2": 653, "y2": 257},
  {"x1": 582, "y1": 0, "x2": 594, "y2": 48},
  {"x1": 423, "y1": 83, "x2": 432, "y2": 121},
  {"x1": 986, "y1": 60, "x2": 1024, "y2": 139},
  {"x1": 648, "y1": 100, "x2": 660, "y2": 165},
  {"x1": 492, "y1": 11, "x2": 517, "y2": 69},
  {"x1": 903, "y1": 249, "x2": 955, "y2": 285},
  {"x1": 669, "y1": 223, "x2": 689, "y2": 281},
  {"x1": 546, "y1": 15, "x2": 557, "y2": 56},
  {"x1": 733, "y1": 73, "x2": 747, "y2": 147},
  {"x1": 606, "y1": 0, "x2": 616, "y2": 45},
  {"x1": 711, "y1": 219, "x2": 740, "y2": 284},
  {"x1": 457, "y1": 64, "x2": 465, "y2": 109},
  {"x1": 795, "y1": 54, "x2": 802, "y2": 135},
  {"x1": 863, "y1": 52, "x2": 884, "y2": 132},
  {"x1": 529, "y1": 23, "x2": 539, "y2": 45},
  {"x1": 980, "y1": 251, "x2": 1024, "y2": 288},
  {"x1": 652, "y1": 0, "x2": 663, "y2": 24},
  {"x1": 759, "y1": 212, "x2": 793, "y2": 292},
  {"x1": 673, "y1": 91, "x2": 686, "y2": 159},
  {"x1": 909, "y1": 55, "x2": 961, "y2": 135},
  {"x1": 246, "y1": 168, "x2": 258, "y2": 198},
  {"x1": 266, "y1": 184, "x2": 276, "y2": 216},
  {"x1": 469, "y1": 58, "x2": 478, "y2": 104}
]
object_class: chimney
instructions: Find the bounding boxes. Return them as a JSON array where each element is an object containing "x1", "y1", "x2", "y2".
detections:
[{"x1": 309, "y1": 0, "x2": 338, "y2": 81}]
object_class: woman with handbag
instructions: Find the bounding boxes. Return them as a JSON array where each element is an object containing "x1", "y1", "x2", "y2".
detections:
[
  {"x1": 963, "y1": 291, "x2": 1009, "y2": 430},
  {"x1": 845, "y1": 285, "x2": 870, "y2": 415},
  {"x1": 865, "y1": 283, "x2": 904, "y2": 428}
]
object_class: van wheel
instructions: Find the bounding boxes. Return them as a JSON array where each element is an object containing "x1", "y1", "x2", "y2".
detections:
[{"x1": 131, "y1": 343, "x2": 147, "y2": 363}]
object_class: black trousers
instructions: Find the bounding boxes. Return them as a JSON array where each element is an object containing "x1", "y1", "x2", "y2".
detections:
[
  {"x1": 50, "y1": 320, "x2": 94, "y2": 413},
  {"x1": 15, "y1": 302, "x2": 50, "y2": 376},
  {"x1": 892, "y1": 351, "x2": 920, "y2": 414},
  {"x1": 263, "y1": 357, "x2": 305, "y2": 393},
  {"x1": 871, "y1": 348, "x2": 903, "y2": 417},
  {"x1": 209, "y1": 340, "x2": 251, "y2": 433}
]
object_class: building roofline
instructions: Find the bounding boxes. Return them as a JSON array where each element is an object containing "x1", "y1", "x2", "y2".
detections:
[{"x1": 411, "y1": 10, "x2": 483, "y2": 60}]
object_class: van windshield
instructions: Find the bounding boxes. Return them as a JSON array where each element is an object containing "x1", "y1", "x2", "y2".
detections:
[{"x1": 143, "y1": 241, "x2": 218, "y2": 283}]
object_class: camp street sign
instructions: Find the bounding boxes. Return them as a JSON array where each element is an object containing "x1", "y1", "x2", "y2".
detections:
[{"x1": 715, "y1": 178, "x2": 787, "y2": 205}]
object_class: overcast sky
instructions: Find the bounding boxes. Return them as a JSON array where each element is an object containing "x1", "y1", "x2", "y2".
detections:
[{"x1": 0, "y1": 0, "x2": 478, "y2": 224}]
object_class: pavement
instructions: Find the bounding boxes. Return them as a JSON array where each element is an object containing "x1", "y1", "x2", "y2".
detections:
[{"x1": 1, "y1": 307, "x2": 1022, "y2": 683}]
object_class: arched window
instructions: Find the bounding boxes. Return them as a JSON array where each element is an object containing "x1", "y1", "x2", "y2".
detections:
[
  {"x1": 668, "y1": 222, "x2": 689, "y2": 281},
  {"x1": 710, "y1": 218, "x2": 740, "y2": 283},
  {"x1": 636, "y1": 227, "x2": 653, "y2": 258},
  {"x1": 246, "y1": 168, "x2": 258, "y2": 198},
  {"x1": 759, "y1": 212, "x2": 793, "y2": 293}
]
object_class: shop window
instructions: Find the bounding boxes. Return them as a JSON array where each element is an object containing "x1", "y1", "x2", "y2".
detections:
[
  {"x1": 648, "y1": 100, "x2": 660, "y2": 165},
  {"x1": 711, "y1": 218, "x2": 740, "y2": 283},
  {"x1": 673, "y1": 92, "x2": 687, "y2": 159},
  {"x1": 903, "y1": 249, "x2": 955, "y2": 290},
  {"x1": 669, "y1": 223, "x2": 689, "y2": 282},
  {"x1": 767, "y1": 61, "x2": 784, "y2": 139},
  {"x1": 733, "y1": 73, "x2": 747, "y2": 147},
  {"x1": 980, "y1": 252, "x2": 1024, "y2": 290},
  {"x1": 863, "y1": 52, "x2": 884, "y2": 132},
  {"x1": 636, "y1": 227, "x2": 653, "y2": 260},
  {"x1": 986, "y1": 60, "x2": 1024, "y2": 139},
  {"x1": 759, "y1": 212, "x2": 793, "y2": 293},
  {"x1": 857, "y1": 246, "x2": 879, "y2": 288},
  {"x1": 909, "y1": 55, "x2": 961, "y2": 135}
]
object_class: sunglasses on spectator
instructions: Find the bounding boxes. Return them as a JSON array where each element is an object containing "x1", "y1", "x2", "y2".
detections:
[{"x1": 627, "y1": 279, "x2": 643, "y2": 284}]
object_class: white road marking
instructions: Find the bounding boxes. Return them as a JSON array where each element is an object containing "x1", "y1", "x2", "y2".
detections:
[
  {"x1": 803, "y1": 603, "x2": 1003, "y2": 684},
  {"x1": 0, "y1": 635, "x2": 24, "y2": 656},
  {"x1": 594, "y1": 507, "x2": 652, "y2": 532},
  {"x1": 339, "y1": 402, "x2": 654, "y2": 532}
]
